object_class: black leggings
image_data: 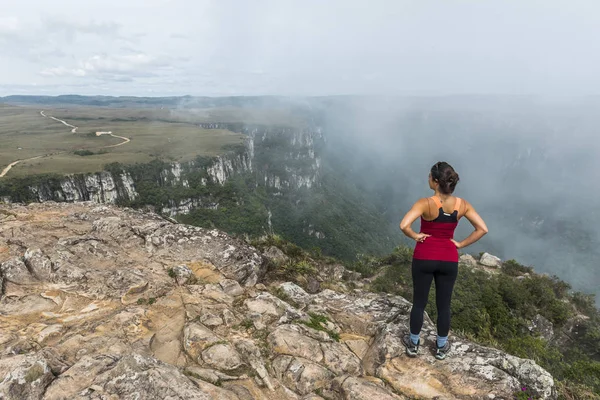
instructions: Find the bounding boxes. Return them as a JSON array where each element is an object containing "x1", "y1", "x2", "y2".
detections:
[{"x1": 410, "y1": 258, "x2": 458, "y2": 337}]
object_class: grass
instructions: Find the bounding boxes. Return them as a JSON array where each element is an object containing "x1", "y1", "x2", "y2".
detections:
[
  {"x1": 299, "y1": 312, "x2": 340, "y2": 341},
  {"x1": 0, "y1": 104, "x2": 246, "y2": 177}
]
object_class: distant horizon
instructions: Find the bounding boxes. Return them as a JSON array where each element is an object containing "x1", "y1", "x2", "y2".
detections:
[{"x1": 3, "y1": 93, "x2": 600, "y2": 100}]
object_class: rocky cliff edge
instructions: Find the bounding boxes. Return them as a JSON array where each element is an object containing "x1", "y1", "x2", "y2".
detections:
[{"x1": 0, "y1": 202, "x2": 554, "y2": 399}]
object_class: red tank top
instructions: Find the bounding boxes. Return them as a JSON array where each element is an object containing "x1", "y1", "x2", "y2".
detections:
[{"x1": 413, "y1": 196, "x2": 462, "y2": 262}]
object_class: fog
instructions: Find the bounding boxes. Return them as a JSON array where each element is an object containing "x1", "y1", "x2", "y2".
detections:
[{"x1": 307, "y1": 95, "x2": 600, "y2": 300}]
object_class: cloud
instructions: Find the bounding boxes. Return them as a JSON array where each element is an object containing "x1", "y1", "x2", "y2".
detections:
[
  {"x1": 4, "y1": 1, "x2": 600, "y2": 96},
  {"x1": 40, "y1": 67, "x2": 87, "y2": 77},
  {"x1": 0, "y1": 16, "x2": 20, "y2": 34},
  {"x1": 40, "y1": 53, "x2": 170, "y2": 80},
  {"x1": 41, "y1": 17, "x2": 123, "y2": 40}
]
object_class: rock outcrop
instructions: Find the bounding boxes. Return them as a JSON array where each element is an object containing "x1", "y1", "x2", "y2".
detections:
[
  {"x1": 0, "y1": 202, "x2": 556, "y2": 399},
  {"x1": 479, "y1": 252, "x2": 503, "y2": 268}
]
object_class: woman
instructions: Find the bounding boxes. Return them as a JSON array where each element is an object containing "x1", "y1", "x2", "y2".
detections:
[{"x1": 399, "y1": 161, "x2": 488, "y2": 360}]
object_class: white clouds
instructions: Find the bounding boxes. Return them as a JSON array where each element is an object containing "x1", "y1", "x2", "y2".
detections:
[
  {"x1": 40, "y1": 53, "x2": 169, "y2": 79},
  {"x1": 0, "y1": 16, "x2": 21, "y2": 34},
  {"x1": 2, "y1": 0, "x2": 600, "y2": 96},
  {"x1": 40, "y1": 67, "x2": 86, "y2": 77}
]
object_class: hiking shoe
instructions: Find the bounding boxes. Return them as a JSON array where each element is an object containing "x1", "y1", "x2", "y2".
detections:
[
  {"x1": 435, "y1": 341, "x2": 451, "y2": 360},
  {"x1": 402, "y1": 334, "x2": 419, "y2": 357}
]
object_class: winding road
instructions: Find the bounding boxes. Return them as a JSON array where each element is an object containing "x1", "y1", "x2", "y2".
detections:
[
  {"x1": 40, "y1": 110, "x2": 78, "y2": 133},
  {"x1": 0, "y1": 111, "x2": 131, "y2": 178},
  {"x1": 95, "y1": 131, "x2": 131, "y2": 147},
  {"x1": 0, "y1": 156, "x2": 43, "y2": 178}
]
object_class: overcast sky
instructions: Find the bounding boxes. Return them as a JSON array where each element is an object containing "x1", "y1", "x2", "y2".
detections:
[{"x1": 1, "y1": 0, "x2": 599, "y2": 97}]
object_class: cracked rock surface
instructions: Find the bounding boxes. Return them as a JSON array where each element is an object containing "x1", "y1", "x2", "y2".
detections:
[{"x1": 0, "y1": 202, "x2": 555, "y2": 399}]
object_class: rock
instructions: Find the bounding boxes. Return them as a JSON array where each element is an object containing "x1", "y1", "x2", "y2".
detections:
[
  {"x1": 272, "y1": 355, "x2": 335, "y2": 395},
  {"x1": 23, "y1": 248, "x2": 53, "y2": 280},
  {"x1": 322, "y1": 264, "x2": 346, "y2": 281},
  {"x1": 341, "y1": 334, "x2": 370, "y2": 359},
  {"x1": 459, "y1": 253, "x2": 478, "y2": 267},
  {"x1": 263, "y1": 246, "x2": 289, "y2": 265},
  {"x1": 268, "y1": 325, "x2": 324, "y2": 362},
  {"x1": 320, "y1": 341, "x2": 362, "y2": 375},
  {"x1": 306, "y1": 276, "x2": 321, "y2": 294},
  {"x1": 332, "y1": 376, "x2": 404, "y2": 400},
  {"x1": 202, "y1": 343, "x2": 244, "y2": 371},
  {"x1": 189, "y1": 378, "x2": 242, "y2": 400},
  {"x1": 362, "y1": 322, "x2": 555, "y2": 399},
  {"x1": 44, "y1": 354, "x2": 119, "y2": 399},
  {"x1": 244, "y1": 292, "x2": 290, "y2": 326},
  {"x1": 220, "y1": 379, "x2": 268, "y2": 400},
  {"x1": 528, "y1": 314, "x2": 554, "y2": 341},
  {"x1": 0, "y1": 353, "x2": 55, "y2": 400},
  {"x1": 185, "y1": 366, "x2": 234, "y2": 384},
  {"x1": 81, "y1": 353, "x2": 233, "y2": 399},
  {"x1": 183, "y1": 322, "x2": 222, "y2": 361},
  {"x1": 234, "y1": 339, "x2": 275, "y2": 391},
  {"x1": 37, "y1": 324, "x2": 65, "y2": 345},
  {"x1": 200, "y1": 312, "x2": 224, "y2": 327},
  {"x1": 479, "y1": 252, "x2": 503, "y2": 268},
  {"x1": 0, "y1": 203, "x2": 558, "y2": 400},
  {"x1": 220, "y1": 279, "x2": 245, "y2": 296},
  {"x1": 173, "y1": 264, "x2": 193, "y2": 285},
  {"x1": 301, "y1": 395, "x2": 325, "y2": 400},
  {"x1": 222, "y1": 309, "x2": 237, "y2": 326},
  {"x1": 278, "y1": 281, "x2": 313, "y2": 305},
  {"x1": 0, "y1": 257, "x2": 36, "y2": 285}
]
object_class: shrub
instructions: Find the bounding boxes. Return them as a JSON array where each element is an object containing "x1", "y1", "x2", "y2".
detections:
[
  {"x1": 74, "y1": 149, "x2": 95, "y2": 156},
  {"x1": 502, "y1": 259, "x2": 534, "y2": 277}
]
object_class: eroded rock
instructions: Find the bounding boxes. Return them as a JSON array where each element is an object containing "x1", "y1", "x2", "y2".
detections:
[
  {"x1": 0, "y1": 203, "x2": 557, "y2": 400},
  {"x1": 201, "y1": 343, "x2": 244, "y2": 371}
]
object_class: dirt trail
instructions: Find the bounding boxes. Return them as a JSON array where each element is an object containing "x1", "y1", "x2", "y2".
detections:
[
  {"x1": 95, "y1": 131, "x2": 131, "y2": 147},
  {"x1": 41, "y1": 110, "x2": 78, "y2": 133},
  {"x1": 0, "y1": 156, "x2": 43, "y2": 178},
  {"x1": 1, "y1": 111, "x2": 131, "y2": 178}
]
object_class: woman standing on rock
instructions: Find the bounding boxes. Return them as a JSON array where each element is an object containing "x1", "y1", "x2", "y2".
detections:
[{"x1": 399, "y1": 161, "x2": 488, "y2": 360}]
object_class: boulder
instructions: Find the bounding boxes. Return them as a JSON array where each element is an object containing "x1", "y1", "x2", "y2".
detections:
[
  {"x1": 479, "y1": 252, "x2": 503, "y2": 268},
  {"x1": 263, "y1": 246, "x2": 289, "y2": 265}
]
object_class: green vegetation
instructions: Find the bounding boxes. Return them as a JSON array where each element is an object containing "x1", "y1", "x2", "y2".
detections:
[
  {"x1": 74, "y1": 149, "x2": 95, "y2": 156},
  {"x1": 352, "y1": 246, "x2": 600, "y2": 398},
  {"x1": 270, "y1": 286, "x2": 300, "y2": 309},
  {"x1": 514, "y1": 386, "x2": 538, "y2": 400},
  {"x1": 299, "y1": 312, "x2": 341, "y2": 342},
  {"x1": 136, "y1": 297, "x2": 157, "y2": 305},
  {"x1": 0, "y1": 173, "x2": 65, "y2": 203}
]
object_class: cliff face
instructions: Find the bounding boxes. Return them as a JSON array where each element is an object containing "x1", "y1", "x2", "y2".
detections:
[
  {"x1": 28, "y1": 172, "x2": 139, "y2": 204},
  {"x1": 0, "y1": 124, "x2": 323, "y2": 217},
  {"x1": 0, "y1": 202, "x2": 556, "y2": 399}
]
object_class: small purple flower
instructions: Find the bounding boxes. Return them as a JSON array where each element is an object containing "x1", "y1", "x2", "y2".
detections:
[{"x1": 522, "y1": 387, "x2": 527, "y2": 391}]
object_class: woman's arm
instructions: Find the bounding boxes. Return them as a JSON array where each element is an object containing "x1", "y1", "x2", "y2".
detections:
[
  {"x1": 452, "y1": 199, "x2": 488, "y2": 249},
  {"x1": 399, "y1": 198, "x2": 431, "y2": 242}
]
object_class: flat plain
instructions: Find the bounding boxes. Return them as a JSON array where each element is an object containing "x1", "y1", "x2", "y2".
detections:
[{"x1": 0, "y1": 104, "x2": 248, "y2": 177}]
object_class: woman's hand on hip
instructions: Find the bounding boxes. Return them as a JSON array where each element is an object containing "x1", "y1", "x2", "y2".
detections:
[
  {"x1": 414, "y1": 233, "x2": 431, "y2": 243},
  {"x1": 450, "y1": 238, "x2": 463, "y2": 249}
]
